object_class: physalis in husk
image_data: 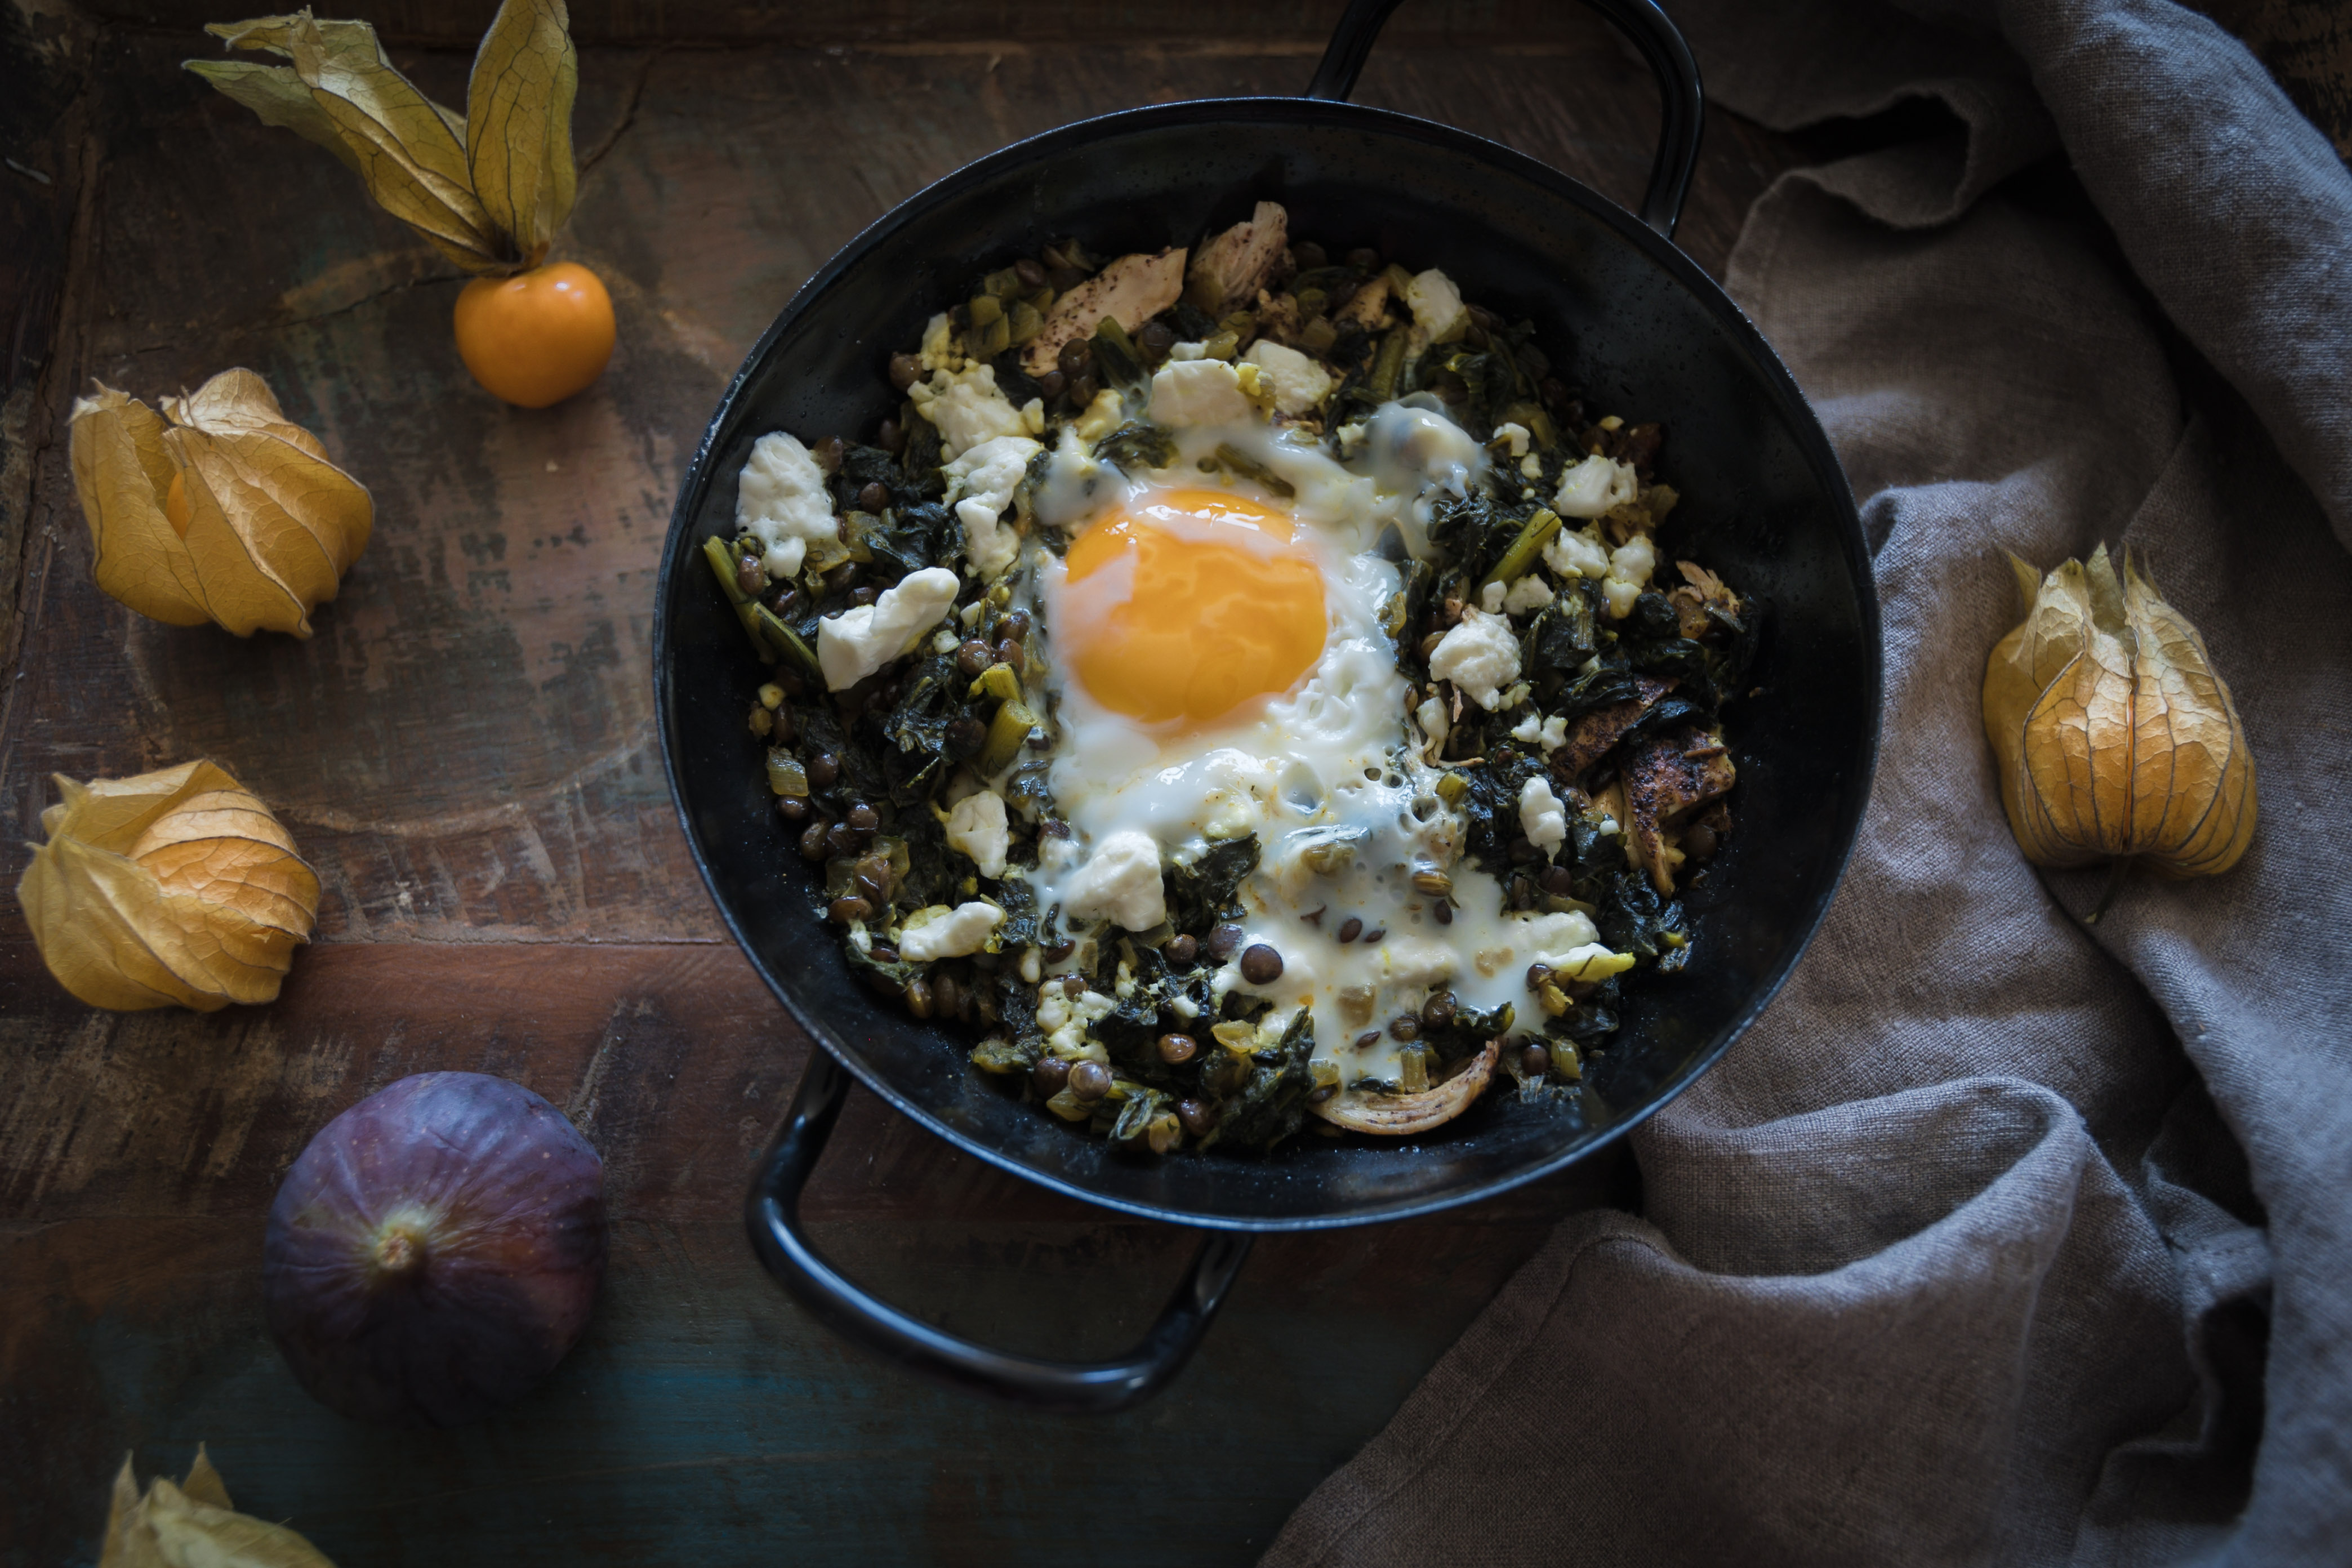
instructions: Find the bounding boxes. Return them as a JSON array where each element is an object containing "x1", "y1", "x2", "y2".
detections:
[
  {"x1": 186, "y1": 0, "x2": 616, "y2": 407},
  {"x1": 17, "y1": 760, "x2": 321, "y2": 1012},
  {"x1": 68, "y1": 368, "x2": 371, "y2": 636},
  {"x1": 1983, "y1": 544, "x2": 2256, "y2": 879},
  {"x1": 100, "y1": 1445, "x2": 337, "y2": 1567}
]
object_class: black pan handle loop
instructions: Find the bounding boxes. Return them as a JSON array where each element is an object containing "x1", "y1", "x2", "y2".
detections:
[
  {"x1": 744, "y1": 1049, "x2": 1256, "y2": 1414},
  {"x1": 1304, "y1": 0, "x2": 1703, "y2": 240}
]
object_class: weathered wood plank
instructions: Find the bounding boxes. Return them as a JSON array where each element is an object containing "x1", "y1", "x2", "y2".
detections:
[
  {"x1": 0, "y1": 19, "x2": 1742, "y2": 1566},
  {"x1": 6, "y1": 1207, "x2": 1582, "y2": 1566},
  {"x1": 0, "y1": 32, "x2": 1782, "y2": 947},
  {"x1": 0, "y1": 936, "x2": 1625, "y2": 1564}
]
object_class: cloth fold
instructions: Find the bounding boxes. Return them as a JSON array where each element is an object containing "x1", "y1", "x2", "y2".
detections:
[{"x1": 1266, "y1": 2, "x2": 2351, "y2": 1561}]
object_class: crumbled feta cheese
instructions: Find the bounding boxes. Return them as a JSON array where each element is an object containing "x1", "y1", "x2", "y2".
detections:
[
  {"x1": 735, "y1": 432, "x2": 839, "y2": 579},
  {"x1": 1603, "y1": 535, "x2": 1658, "y2": 619},
  {"x1": 1516, "y1": 910, "x2": 1599, "y2": 963},
  {"x1": 1493, "y1": 422, "x2": 1530, "y2": 457},
  {"x1": 899, "y1": 901, "x2": 1005, "y2": 962},
  {"x1": 943, "y1": 434, "x2": 1040, "y2": 579},
  {"x1": 1480, "y1": 579, "x2": 1507, "y2": 614},
  {"x1": 1073, "y1": 387, "x2": 1126, "y2": 444},
  {"x1": 1366, "y1": 402, "x2": 1486, "y2": 496},
  {"x1": 1061, "y1": 828, "x2": 1167, "y2": 931},
  {"x1": 1520, "y1": 453, "x2": 1543, "y2": 479},
  {"x1": 1379, "y1": 936, "x2": 1459, "y2": 990},
  {"x1": 1520, "y1": 776, "x2": 1568, "y2": 856},
  {"x1": 1168, "y1": 340, "x2": 1208, "y2": 361},
  {"x1": 1036, "y1": 982, "x2": 1115, "y2": 1057},
  {"x1": 918, "y1": 312, "x2": 965, "y2": 373},
  {"x1": 1507, "y1": 712, "x2": 1570, "y2": 752},
  {"x1": 907, "y1": 363, "x2": 1028, "y2": 459},
  {"x1": 817, "y1": 566, "x2": 960, "y2": 690},
  {"x1": 1240, "y1": 340, "x2": 1334, "y2": 415},
  {"x1": 945, "y1": 789, "x2": 1010, "y2": 878},
  {"x1": 1150, "y1": 358, "x2": 1253, "y2": 427},
  {"x1": 1503, "y1": 573, "x2": 1554, "y2": 614},
  {"x1": 1554, "y1": 453, "x2": 1638, "y2": 518},
  {"x1": 1416, "y1": 696, "x2": 1450, "y2": 749},
  {"x1": 1428, "y1": 607, "x2": 1521, "y2": 710},
  {"x1": 1544, "y1": 524, "x2": 1612, "y2": 579},
  {"x1": 1405, "y1": 268, "x2": 1468, "y2": 342}
]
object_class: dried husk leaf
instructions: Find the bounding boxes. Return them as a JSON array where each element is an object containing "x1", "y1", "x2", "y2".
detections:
[
  {"x1": 189, "y1": 1, "x2": 582, "y2": 276},
  {"x1": 1983, "y1": 545, "x2": 2256, "y2": 878},
  {"x1": 68, "y1": 369, "x2": 372, "y2": 637},
  {"x1": 68, "y1": 386, "x2": 213, "y2": 626},
  {"x1": 203, "y1": 11, "x2": 505, "y2": 270},
  {"x1": 467, "y1": 0, "x2": 577, "y2": 265},
  {"x1": 101, "y1": 1450, "x2": 337, "y2": 1568},
  {"x1": 17, "y1": 761, "x2": 320, "y2": 1013}
]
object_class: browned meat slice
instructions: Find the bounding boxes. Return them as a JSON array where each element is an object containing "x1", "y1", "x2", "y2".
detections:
[
  {"x1": 1311, "y1": 1039, "x2": 1499, "y2": 1135},
  {"x1": 1185, "y1": 201, "x2": 1288, "y2": 317},
  {"x1": 1021, "y1": 248, "x2": 1187, "y2": 375},
  {"x1": 1668, "y1": 560, "x2": 1743, "y2": 641},
  {"x1": 1552, "y1": 675, "x2": 1673, "y2": 777},
  {"x1": 1622, "y1": 728, "x2": 1737, "y2": 893}
]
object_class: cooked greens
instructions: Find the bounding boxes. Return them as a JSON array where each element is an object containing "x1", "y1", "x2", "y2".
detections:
[{"x1": 710, "y1": 211, "x2": 1747, "y2": 1156}]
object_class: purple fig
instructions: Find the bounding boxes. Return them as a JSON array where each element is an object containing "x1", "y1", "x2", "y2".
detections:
[{"x1": 264, "y1": 1071, "x2": 606, "y2": 1427}]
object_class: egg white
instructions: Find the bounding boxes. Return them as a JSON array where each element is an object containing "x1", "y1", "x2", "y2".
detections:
[{"x1": 1009, "y1": 399, "x2": 1605, "y2": 1090}]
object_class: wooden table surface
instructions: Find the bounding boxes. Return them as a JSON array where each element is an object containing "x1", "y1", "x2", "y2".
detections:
[{"x1": 5, "y1": 1, "x2": 2329, "y2": 1561}]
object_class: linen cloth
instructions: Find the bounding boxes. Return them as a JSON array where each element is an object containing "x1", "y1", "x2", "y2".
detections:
[{"x1": 1266, "y1": 2, "x2": 2352, "y2": 1562}]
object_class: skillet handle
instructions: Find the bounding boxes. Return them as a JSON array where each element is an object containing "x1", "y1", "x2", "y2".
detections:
[
  {"x1": 745, "y1": 1049, "x2": 1256, "y2": 1414},
  {"x1": 1304, "y1": 0, "x2": 1703, "y2": 240}
]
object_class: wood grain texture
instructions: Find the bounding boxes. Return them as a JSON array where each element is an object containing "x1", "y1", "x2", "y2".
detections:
[
  {"x1": 2202, "y1": 0, "x2": 2352, "y2": 155},
  {"x1": 3, "y1": 10, "x2": 1768, "y2": 1564}
]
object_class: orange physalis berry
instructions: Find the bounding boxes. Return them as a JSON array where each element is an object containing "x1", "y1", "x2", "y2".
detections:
[{"x1": 452, "y1": 262, "x2": 616, "y2": 409}]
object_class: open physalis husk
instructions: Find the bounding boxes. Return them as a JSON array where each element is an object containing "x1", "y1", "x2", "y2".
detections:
[
  {"x1": 186, "y1": 0, "x2": 577, "y2": 274},
  {"x1": 1983, "y1": 544, "x2": 2256, "y2": 877},
  {"x1": 69, "y1": 368, "x2": 372, "y2": 637},
  {"x1": 17, "y1": 760, "x2": 321, "y2": 1012},
  {"x1": 101, "y1": 1446, "x2": 337, "y2": 1568}
]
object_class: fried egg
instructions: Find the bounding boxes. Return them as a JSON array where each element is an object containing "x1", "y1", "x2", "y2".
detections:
[{"x1": 1017, "y1": 398, "x2": 1618, "y2": 1090}]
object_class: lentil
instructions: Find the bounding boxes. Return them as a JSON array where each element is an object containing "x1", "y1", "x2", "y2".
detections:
[
  {"x1": 1068, "y1": 1061, "x2": 1112, "y2": 1103},
  {"x1": 1239, "y1": 944, "x2": 1285, "y2": 985}
]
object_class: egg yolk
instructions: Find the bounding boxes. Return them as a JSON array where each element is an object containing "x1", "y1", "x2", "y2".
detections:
[{"x1": 1063, "y1": 488, "x2": 1327, "y2": 725}]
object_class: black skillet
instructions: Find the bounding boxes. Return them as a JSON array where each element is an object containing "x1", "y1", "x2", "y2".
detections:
[{"x1": 654, "y1": 0, "x2": 1882, "y2": 1413}]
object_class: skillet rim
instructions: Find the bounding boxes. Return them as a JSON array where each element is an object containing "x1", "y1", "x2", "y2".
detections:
[{"x1": 654, "y1": 93, "x2": 1883, "y2": 1232}]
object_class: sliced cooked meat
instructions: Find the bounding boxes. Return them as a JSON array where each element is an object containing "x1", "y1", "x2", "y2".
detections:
[
  {"x1": 1021, "y1": 248, "x2": 1188, "y2": 376},
  {"x1": 1311, "y1": 1039, "x2": 1499, "y2": 1135},
  {"x1": 1622, "y1": 728, "x2": 1737, "y2": 893},
  {"x1": 1553, "y1": 675, "x2": 1673, "y2": 777},
  {"x1": 1668, "y1": 560, "x2": 1742, "y2": 641},
  {"x1": 1186, "y1": 201, "x2": 1289, "y2": 317}
]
